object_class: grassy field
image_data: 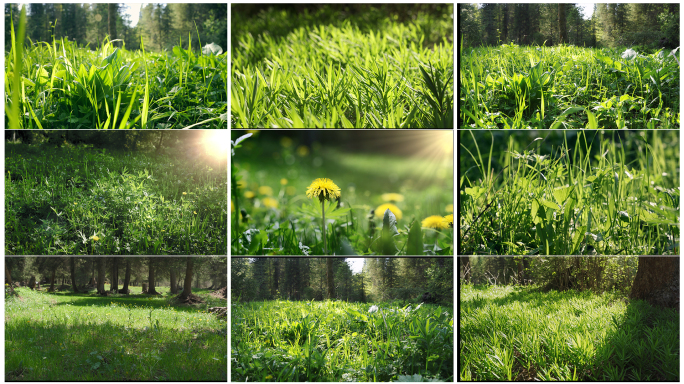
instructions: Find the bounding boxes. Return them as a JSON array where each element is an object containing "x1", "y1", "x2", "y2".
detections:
[
  {"x1": 232, "y1": 300, "x2": 453, "y2": 381},
  {"x1": 460, "y1": 44, "x2": 680, "y2": 129},
  {"x1": 460, "y1": 284, "x2": 679, "y2": 381},
  {"x1": 5, "y1": 9, "x2": 227, "y2": 129},
  {"x1": 6, "y1": 286, "x2": 227, "y2": 381},
  {"x1": 6, "y1": 142, "x2": 227, "y2": 255},
  {"x1": 231, "y1": 131, "x2": 453, "y2": 255},
  {"x1": 231, "y1": 5, "x2": 453, "y2": 128},
  {"x1": 460, "y1": 130, "x2": 679, "y2": 255}
]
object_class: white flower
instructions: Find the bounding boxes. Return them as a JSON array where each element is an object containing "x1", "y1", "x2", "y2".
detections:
[
  {"x1": 202, "y1": 43, "x2": 223, "y2": 55},
  {"x1": 368, "y1": 305, "x2": 379, "y2": 313},
  {"x1": 621, "y1": 49, "x2": 638, "y2": 60}
]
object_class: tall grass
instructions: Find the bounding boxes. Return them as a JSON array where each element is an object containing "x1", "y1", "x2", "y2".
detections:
[
  {"x1": 232, "y1": 300, "x2": 453, "y2": 381},
  {"x1": 460, "y1": 130, "x2": 679, "y2": 255},
  {"x1": 460, "y1": 284, "x2": 679, "y2": 381},
  {"x1": 5, "y1": 8, "x2": 227, "y2": 129},
  {"x1": 231, "y1": 8, "x2": 453, "y2": 128},
  {"x1": 460, "y1": 43, "x2": 679, "y2": 128}
]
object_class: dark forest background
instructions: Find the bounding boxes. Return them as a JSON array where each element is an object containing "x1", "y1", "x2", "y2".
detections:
[
  {"x1": 459, "y1": 4, "x2": 679, "y2": 49},
  {"x1": 5, "y1": 3, "x2": 227, "y2": 52},
  {"x1": 232, "y1": 258, "x2": 453, "y2": 305}
]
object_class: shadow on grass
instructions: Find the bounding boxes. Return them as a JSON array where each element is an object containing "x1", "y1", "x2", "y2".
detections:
[{"x1": 6, "y1": 320, "x2": 227, "y2": 381}]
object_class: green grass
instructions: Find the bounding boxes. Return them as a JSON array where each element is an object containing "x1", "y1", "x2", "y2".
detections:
[
  {"x1": 460, "y1": 130, "x2": 679, "y2": 255},
  {"x1": 460, "y1": 284, "x2": 679, "y2": 381},
  {"x1": 5, "y1": 8, "x2": 227, "y2": 128},
  {"x1": 232, "y1": 300, "x2": 453, "y2": 381},
  {"x1": 231, "y1": 6, "x2": 453, "y2": 128},
  {"x1": 6, "y1": 142, "x2": 227, "y2": 255},
  {"x1": 6, "y1": 286, "x2": 227, "y2": 381},
  {"x1": 460, "y1": 43, "x2": 680, "y2": 128},
  {"x1": 231, "y1": 132, "x2": 453, "y2": 255}
]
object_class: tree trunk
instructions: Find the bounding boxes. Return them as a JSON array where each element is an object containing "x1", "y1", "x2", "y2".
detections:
[
  {"x1": 122, "y1": 258, "x2": 131, "y2": 294},
  {"x1": 170, "y1": 267, "x2": 177, "y2": 294},
  {"x1": 273, "y1": 258, "x2": 279, "y2": 296},
  {"x1": 108, "y1": 4, "x2": 117, "y2": 45},
  {"x1": 148, "y1": 258, "x2": 158, "y2": 294},
  {"x1": 70, "y1": 257, "x2": 79, "y2": 293},
  {"x1": 558, "y1": 4, "x2": 568, "y2": 44},
  {"x1": 49, "y1": 268, "x2": 56, "y2": 292},
  {"x1": 97, "y1": 257, "x2": 106, "y2": 295},
  {"x1": 111, "y1": 257, "x2": 119, "y2": 292},
  {"x1": 460, "y1": 257, "x2": 471, "y2": 283},
  {"x1": 180, "y1": 257, "x2": 193, "y2": 300},
  {"x1": 5, "y1": 265, "x2": 16, "y2": 295},
  {"x1": 326, "y1": 258, "x2": 334, "y2": 299},
  {"x1": 630, "y1": 257, "x2": 679, "y2": 309},
  {"x1": 29, "y1": 275, "x2": 36, "y2": 290}
]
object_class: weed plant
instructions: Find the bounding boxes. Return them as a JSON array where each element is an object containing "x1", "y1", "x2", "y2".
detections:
[
  {"x1": 231, "y1": 6, "x2": 453, "y2": 128},
  {"x1": 460, "y1": 130, "x2": 679, "y2": 255},
  {"x1": 6, "y1": 142, "x2": 227, "y2": 255},
  {"x1": 460, "y1": 284, "x2": 679, "y2": 381},
  {"x1": 232, "y1": 300, "x2": 453, "y2": 381},
  {"x1": 5, "y1": 286, "x2": 227, "y2": 381},
  {"x1": 460, "y1": 43, "x2": 680, "y2": 128},
  {"x1": 231, "y1": 132, "x2": 453, "y2": 255},
  {"x1": 5, "y1": 9, "x2": 227, "y2": 129}
]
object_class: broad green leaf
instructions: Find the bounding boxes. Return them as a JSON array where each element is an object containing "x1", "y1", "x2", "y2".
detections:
[
  {"x1": 407, "y1": 219, "x2": 424, "y2": 256},
  {"x1": 552, "y1": 185, "x2": 574, "y2": 205}
]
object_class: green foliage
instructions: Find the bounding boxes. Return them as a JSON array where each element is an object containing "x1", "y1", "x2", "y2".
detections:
[
  {"x1": 6, "y1": 143, "x2": 227, "y2": 255},
  {"x1": 5, "y1": 26, "x2": 227, "y2": 128},
  {"x1": 232, "y1": 300, "x2": 452, "y2": 381},
  {"x1": 5, "y1": 286, "x2": 226, "y2": 381},
  {"x1": 231, "y1": 6, "x2": 453, "y2": 128},
  {"x1": 460, "y1": 131, "x2": 679, "y2": 255},
  {"x1": 460, "y1": 44, "x2": 679, "y2": 128},
  {"x1": 460, "y1": 284, "x2": 678, "y2": 381}
]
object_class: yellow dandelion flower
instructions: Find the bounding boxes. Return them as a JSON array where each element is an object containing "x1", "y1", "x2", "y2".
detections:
[
  {"x1": 375, "y1": 203, "x2": 403, "y2": 220},
  {"x1": 258, "y1": 186, "x2": 273, "y2": 196},
  {"x1": 306, "y1": 178, "x2": 341, "y2": 203},
  {"x1": 182, "y1": 192, "x2": 187, "y2": 195},
  {"x1": 280, "y1": 178, "x2": 288, "y2": 185},
  {"x1": 446, "y1": 204, "x2": 454, "y2": 213},
  {"x1": 73, "y1": 202, "x2": 78, "y2": 205},
  {"x1": 262, "y1": 197, "x2": 279, "y2": 209},
  {"x1": 193, "y1": 211, "x2": 197, "y2": 215},
  {"x1": 244, "y1": 191, "x2": 255, "y2": 199},
  {"x1": 444, "y1": 214, "x2": 453, "y2": 228},
  {"x1": 91, "y1": 235, "x2": 100, "y2": 241},
  {"x1": 422, "y1": 215, "x2": 448, "y2": 229},
  {"x1": 381, "y1": 193, "x2": 404, "y2": 202}
]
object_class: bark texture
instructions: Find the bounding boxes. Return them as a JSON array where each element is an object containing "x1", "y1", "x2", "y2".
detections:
[
  {"x1": 70, "y1": 257, "x2": 79, "y2": 293},
  {"x1": 97, "y1": 257, "x2": 106, "y2": 295},
  {"x1": 180, "y1": 257, "x2": 193, "y2": 300},
  {"x1": 630, "y1": 257, "x2": 679, "y2": 309}
]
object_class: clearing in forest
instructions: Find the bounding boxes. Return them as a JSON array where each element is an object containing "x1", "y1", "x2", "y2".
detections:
[{"x1": 5, "y1": 286, "x2": 227, "y2": 381}]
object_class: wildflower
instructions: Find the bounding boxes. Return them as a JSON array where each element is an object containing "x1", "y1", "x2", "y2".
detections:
[
  {"x1": 91, "y1": 235, "x2": 100, "y2": 241},
  {"x1": 422, "y1": 215, "x2": 448, "y2": 229},
  {"x1": 193, "y1": 211, "x2": 197, "y2": 215},
  {"x1": 306, "y1": 178, "x2": 340, "y2": 255},
  {"x1": 258, "y1": 186, "x2": 273, "y2": 196},
  {"x1": 443, "y1": 214, "x2": 453, "y2": 228},
  {"x1": 73, "y1": 202, "x2": 78, "y2": 205},
  {"x1": 446, "y1": 204, "x2": 453, "y2": 213},
  {"x1": 265, "y1": 375, "x2": 273, "y2": 380},
  {"x1": 182, "y1": 192, "x2": 187, "y2": 195},
  {"x1": 262, "y1": 197, "x2": 279, "y2": 209},
  {"x1": 244, "y1": 191, "x2": 255, "y2": 199},
  {"x1": 280, "y1": 178, "x2": 288, "y2": 185},
  {"x1": 375, "y1": 203, "x2": 402, "y2": 220},
  {"x1": 368, "y1": 305, "x2": 379, "y2": 313},
  {"x1": 381, "y1": 193, "x2": 404, "y2": 202}
]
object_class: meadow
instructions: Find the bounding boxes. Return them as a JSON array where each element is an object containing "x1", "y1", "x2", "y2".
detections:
[
  {"x1": 6, "y1": 142, "x2": 227, "y2": 255},
  {"x1": 232, "y1": 300, "x2": 453, "y2": 381},
  {"x1": 231, "y1": 5, "x2": 453, "y2": 128},
  {"x1": 6, "y1": 286, "x2": 227, "y2": 381},
  {"x1": 460, "y1": 283, "x2": 679, "y2": 381},
  {"x1": 231, "y1": 131, "x2": 453, "y2": 255},
  {"x1": 5, "y1": 10, "x2": 227, "y2": 129},
  {"x1": 460, "y1": 130, "x2": 679, "y2": 255},
  {"x1": 460, "y1": 44, "x2": 680, "y2": 129}
]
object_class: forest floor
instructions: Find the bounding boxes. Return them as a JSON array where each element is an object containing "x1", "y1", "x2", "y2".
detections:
[
  {"x1": 460, "y1": 44, "x2": 679, "y2": 128},
  {"x1": 460, "y1": 284, "x2": 679, "y2": 381},
  {"x1": 231, "y1": 300, "x2": 453, "y2": 381},
  {"x1": 5, "y1": 286, "x2": 227, "y2": 381}
]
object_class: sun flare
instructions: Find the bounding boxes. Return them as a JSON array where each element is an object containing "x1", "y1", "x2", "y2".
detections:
[{"x1": 200, "y1": 131, "x2": 229, "y2": 161}]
